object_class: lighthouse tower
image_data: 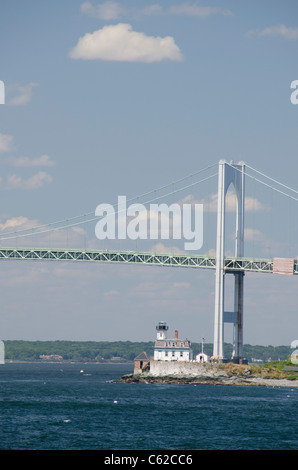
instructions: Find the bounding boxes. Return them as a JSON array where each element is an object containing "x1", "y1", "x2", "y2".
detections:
[{"x1": 156, "y1": 321, "x2": 168, "y2": 340}]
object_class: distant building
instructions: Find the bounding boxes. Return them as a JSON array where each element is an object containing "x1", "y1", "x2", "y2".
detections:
[
  {"x1": 196, "y1": 352, "x2": 210, "y2": 363},
  {"x1": 153, "y1": 321, "x2": 193, "y2": 362},
  {"x1": 40, "y1": 354, "x2": 63, "y2": 361},
  {"x1": 134, "y1": 352, "x2": 150, "y2": 374}
]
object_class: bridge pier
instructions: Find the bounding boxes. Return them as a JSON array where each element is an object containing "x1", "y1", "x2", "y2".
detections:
[
  {"x1": 213, "y1": 160, "x2": 245, "y2": 362},
  {"x1": 230, "y1": 270, "x2": 244, "y2": 362}
]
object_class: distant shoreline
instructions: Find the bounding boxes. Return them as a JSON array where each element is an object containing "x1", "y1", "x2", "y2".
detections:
[{"x1": 2, "y1": 340, "x2": 293, "y2": 364}]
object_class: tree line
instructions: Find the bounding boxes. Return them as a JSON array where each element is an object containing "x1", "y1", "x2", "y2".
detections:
[{"x1": 2, "y1": 340, "x2": 293, "y2": 363}]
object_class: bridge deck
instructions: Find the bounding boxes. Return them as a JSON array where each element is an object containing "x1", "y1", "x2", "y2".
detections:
[{"x1": 0, "y1": 247, "x2": 296, "y2": 274}]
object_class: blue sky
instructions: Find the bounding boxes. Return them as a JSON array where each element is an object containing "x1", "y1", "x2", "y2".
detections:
[{"x1": 0, "y1": 0, "x2": 297, "y2": 347}]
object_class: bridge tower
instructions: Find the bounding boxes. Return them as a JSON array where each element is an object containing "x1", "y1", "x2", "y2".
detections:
[{"x1": 213, "y1": 160, "x2": 245, "y2": 362}]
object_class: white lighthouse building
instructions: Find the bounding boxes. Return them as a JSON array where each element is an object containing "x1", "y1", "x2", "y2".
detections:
[{"x1": 153, "y1": 321, "x2": 193, "y2": 362}]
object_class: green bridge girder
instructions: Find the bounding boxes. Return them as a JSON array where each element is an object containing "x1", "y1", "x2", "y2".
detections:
[{"x1": 0, "y1": 247, "x2": 296, "y2": 274}]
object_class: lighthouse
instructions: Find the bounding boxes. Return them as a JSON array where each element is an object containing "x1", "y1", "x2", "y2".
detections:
[
  {"x1": 156, "y1": 321, "x2": 168, "y2": 340},
  {"x1": 154, "y1": 322, "x2": 193, "y2": 362}
]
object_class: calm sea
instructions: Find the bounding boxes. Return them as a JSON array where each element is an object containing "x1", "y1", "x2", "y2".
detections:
[{"x1": 0, "y1": 362, "x2": 297, "y2": 451}]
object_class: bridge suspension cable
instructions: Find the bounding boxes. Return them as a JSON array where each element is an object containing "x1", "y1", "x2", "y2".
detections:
[
  {"x1": 226, "y1": 162, "x2": 298, "y2": 202},
  {"x1": 0, "y1": 164, "x2": 218, "y2": 241},
  {"x1": 2, "y1": 160, "x2": 297, "y2": 244},
  {"x1": 246, "y1": 163, "x2": 298, "y2": 196}
]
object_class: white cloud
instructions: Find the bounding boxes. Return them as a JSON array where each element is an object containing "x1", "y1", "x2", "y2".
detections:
[
  {"x1": 0, "y1": 216, "x2": 40, "y2": 232},
  {"x1": 80, "y1": 1, "x2": 163, "y2": 20},
  {"x1": 151, "y1": 242, "x2": 185, "y2": 254},
  {"x1": 8, "y1": 154, "x2": 55, "y2": 168},
  {"x1": 0, "y1": 133, "x2": 14, "y2": 153},
  {"x1": 7, "y1": 82, "x2": 39, "y2": 106},
  {"x1": 103, "y1": 289, "x2": 120, "y2": 299},
  {"x1": 181, "y1": 192, "x2": 266, "y2": 212},
  {"x1": 206, "y1": 248, "x2": 216, "y2": 257},
  {"x1": 69, "y1": 23, "x2": 183, "y2": 62},
  {"x1": 244, "y1": 228, "x2": 272, "y2": 254},
  {"x1": 244, "y1": 228, "x2": 267, "y2": 243},
  {"x1": 168, "y1": 3, "x2": 233, "y2": 17},
  {"x1": 248, "y1": 24, "x2": 298, "y2": 40},
  {"x1": 0, "y1": 216, "x2": 88, "y2": 248},
  {"x1": 6, "y1": 171, "x2": 52, "y2": 190},
  {"x1": 80, "y1": 1, "x2": 124, "y2": 20}
]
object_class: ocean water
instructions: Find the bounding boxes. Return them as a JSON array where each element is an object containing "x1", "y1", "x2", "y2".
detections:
[{"x1": 0, "y1": 362, "x2": 297, "y2": 450}]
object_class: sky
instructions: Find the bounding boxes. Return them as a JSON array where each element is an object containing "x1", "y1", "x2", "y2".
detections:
[{"x1": 0, "y1": 0, "x2": 297, "y2": 347}]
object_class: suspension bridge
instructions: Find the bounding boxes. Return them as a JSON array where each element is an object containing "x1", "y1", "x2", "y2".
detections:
[{"x1": 0, "y1": 160, "x2": 297, "y2": 363}]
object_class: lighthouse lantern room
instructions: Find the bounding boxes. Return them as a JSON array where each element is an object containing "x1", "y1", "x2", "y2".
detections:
[{"x1": 156, "y1": 321, "x2": 169, "y2": 340}]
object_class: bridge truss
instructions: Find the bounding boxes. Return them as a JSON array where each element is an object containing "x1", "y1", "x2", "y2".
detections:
[{"x1": 0, "y1": 247, "x2": 296, "y2": 274}]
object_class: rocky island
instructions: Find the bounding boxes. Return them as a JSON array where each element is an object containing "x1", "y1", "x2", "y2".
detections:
[{"x1": 120, "y1": 360, "x2": 298, "y2": 387}]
